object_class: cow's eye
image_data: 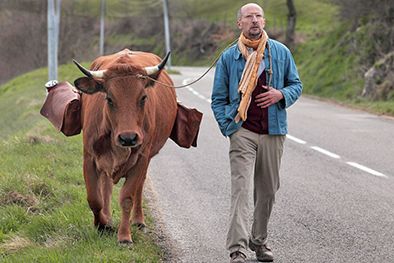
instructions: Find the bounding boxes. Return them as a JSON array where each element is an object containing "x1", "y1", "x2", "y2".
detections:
[
  {"x1": 140, "y1": 94, "x2": 148, "y2": 105},
  {"x1": 106, "y1": 96, "x2": 114, "y2": 106}
]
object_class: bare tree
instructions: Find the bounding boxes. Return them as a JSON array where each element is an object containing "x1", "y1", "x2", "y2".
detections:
[{"x1": 285, "y1": 0, "x2": 296, "y2": 51}]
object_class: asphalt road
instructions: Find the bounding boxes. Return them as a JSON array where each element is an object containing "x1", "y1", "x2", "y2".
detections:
[{"x1": 146, "y1": 66, "x2": 394, "y2": 263}]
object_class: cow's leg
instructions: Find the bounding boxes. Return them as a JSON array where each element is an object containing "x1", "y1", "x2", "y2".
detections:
[
  {"x1": 83, "y1": 152, "x2": 110, "y2": 229},
  {"x1": 117, "y1": 157, "x2": 149, "y2": 245},
  {"x1": 131, "y1": 173, "x2": 147, "y2": 230},
  {"x1": 100, "y1": 173, "x2": 114, "y2": 226}
]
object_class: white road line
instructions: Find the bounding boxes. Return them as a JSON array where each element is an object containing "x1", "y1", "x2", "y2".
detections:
[
  {"x1": 347, "y1": 162, "x2": 387, "y2": 178},
  {"x1": 310, "y1": 146, "x2": 341, "y2": 159},
  {"x1": 182, "y1": 77, "x2": 388, "y2": 179},
  {"x1": 183, "y1": 78, "x2": 211, "y2": 103},
  {"x1": 286, "y1": 134, "x2": 307, "y2": 144}
]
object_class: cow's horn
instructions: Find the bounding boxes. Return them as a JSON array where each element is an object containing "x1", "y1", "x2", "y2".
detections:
[
  {"x1": 144, "y1": 51, "x2": 171, "y2": 76},
  {"x1": 73, "y1": 59, "x2": 106, "y2": 79}
]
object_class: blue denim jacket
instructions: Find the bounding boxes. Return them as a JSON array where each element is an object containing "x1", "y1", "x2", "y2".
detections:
[{"x1": 211, "y1": 38, "x2": 302, "y2": 137}]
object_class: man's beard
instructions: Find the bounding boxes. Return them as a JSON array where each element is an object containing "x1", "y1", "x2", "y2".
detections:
[{"x1": 248, "y1": 25, "x2": 261, "y2": 37}]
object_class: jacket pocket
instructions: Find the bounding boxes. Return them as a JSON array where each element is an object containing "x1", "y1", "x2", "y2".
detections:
[{"x1": 225, "y1": 103, "x2": 239, "y2": 120}]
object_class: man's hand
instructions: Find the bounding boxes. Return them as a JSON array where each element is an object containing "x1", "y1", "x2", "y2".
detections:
[{"x1": 255, "y1": 86, "x2": 283, "y2": 108}]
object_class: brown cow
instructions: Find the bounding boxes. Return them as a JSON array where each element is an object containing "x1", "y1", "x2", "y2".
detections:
[{"x1": 73, "y1": 49, "x2": 177, "y2": 245}]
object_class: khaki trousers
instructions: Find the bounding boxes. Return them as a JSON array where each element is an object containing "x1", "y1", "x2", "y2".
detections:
[{"x1": 227, "y1": 127, "x2": 285, "y2": 256}]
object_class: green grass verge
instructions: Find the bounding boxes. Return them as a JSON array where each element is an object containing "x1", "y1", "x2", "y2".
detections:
[
  {"x1": 294, "y1": 21, "x2": 394, "y2": 116},
  {"x1": 0, "y1": 64, "x2": 164, "y2": 262}
]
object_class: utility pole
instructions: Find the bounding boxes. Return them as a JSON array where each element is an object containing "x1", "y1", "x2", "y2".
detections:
[
  {"x1": 100, "y1": 0, "x2": 105, "y2": 56},
  {"x1": 162, "y1": 0, "x2": 171, "y2": 69},
  {"x1": 47, "y1": 0, "x2": 61, "y2": 81}
]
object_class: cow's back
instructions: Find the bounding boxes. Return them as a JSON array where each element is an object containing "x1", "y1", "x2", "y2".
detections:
[{"x1": 89, "y1": 49, "x2": 163, "y2": 71}]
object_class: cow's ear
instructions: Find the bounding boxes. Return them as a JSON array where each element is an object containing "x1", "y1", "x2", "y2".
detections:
[
  {"x1": 74, "y1": 77, "x2": 104, "y2": 94},
  {"x1": 145, "y1": 70, "x2": 164, "y2": 88},
  {"x1": 145, "y1": 52, "x2": 170, "y2": 88}
]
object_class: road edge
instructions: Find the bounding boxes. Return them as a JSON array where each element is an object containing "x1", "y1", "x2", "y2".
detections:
[{"x1": 144, "y1": 175, "x2": 181, "y2": 262}]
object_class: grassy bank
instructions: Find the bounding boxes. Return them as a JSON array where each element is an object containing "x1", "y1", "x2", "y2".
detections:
[
  {"x1": 0, "y1": 64, "x2": 164, "y2": 262},
  {"x1": 294, "y1": 21, "x2": 394, "y2": 116},
  {"x1": 174, "y1": 0, "x2": 394, "y2": 116}
]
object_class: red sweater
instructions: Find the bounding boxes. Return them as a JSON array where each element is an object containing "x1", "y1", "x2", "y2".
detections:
[{"x1": 241, "y1": 71, "x2": 269, "y2": 134}]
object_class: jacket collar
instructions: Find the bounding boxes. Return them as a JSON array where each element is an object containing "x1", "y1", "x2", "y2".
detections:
[{"x1": 234, "y1": 43, "x2": 243, "y2": 60}]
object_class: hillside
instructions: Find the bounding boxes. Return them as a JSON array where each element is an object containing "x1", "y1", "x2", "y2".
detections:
[
  {"x1": 0, "y1": 0, "x2": 392, "y2": 117},
  {"x1": 294, "y1": 0, "x2": 394, "y2": 116},
  {"x1": 0, "y1": 0, "x2": 336, "y2": 82}
]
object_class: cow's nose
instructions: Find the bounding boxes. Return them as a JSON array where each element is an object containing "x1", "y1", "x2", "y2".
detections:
[{"x1": 118, "y1": 134, "x2": 139, "y2": 147}]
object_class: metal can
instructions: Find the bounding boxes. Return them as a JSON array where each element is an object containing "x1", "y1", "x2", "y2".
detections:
[{"x1": 45, "y1": 80, "x2": 58, "y2": 96}]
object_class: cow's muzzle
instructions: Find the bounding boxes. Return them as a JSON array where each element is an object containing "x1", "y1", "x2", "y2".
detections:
[{"x1": 118, "y1": 133, "x2": 140, "y2": 148}]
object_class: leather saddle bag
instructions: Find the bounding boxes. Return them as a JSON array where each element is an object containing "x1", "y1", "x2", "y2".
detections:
[
  {"x1": 170, "y1": 102, "x2": 203, "y2": 148},
  {"x1": 40, "y1": 81, "x2": 81, "y2": 136}
]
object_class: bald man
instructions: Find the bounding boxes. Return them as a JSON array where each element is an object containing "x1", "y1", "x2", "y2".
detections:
[{"x1": 211, "y1": 3, "x2": 302, "y2": 262}]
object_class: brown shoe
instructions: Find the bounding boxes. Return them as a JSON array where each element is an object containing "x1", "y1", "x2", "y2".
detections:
[
  {"x1": 230, "y1": 251, "x2": 246, "y2": 263},
  {"x1": 249, "y1": 241, "x2": 274, "y2": 262}
]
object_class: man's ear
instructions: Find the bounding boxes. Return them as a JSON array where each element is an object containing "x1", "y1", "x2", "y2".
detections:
[
  {"x1": 237, "y1": 20, "x2": 242, "y2": 29},
  {"x1": 74, "y1": 77, "x2": 105, "y2": 94}
]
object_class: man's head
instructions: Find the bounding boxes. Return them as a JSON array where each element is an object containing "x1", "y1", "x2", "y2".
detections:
[{"x1": 237, "y1": 3, "x2": 266, "y2": 40}]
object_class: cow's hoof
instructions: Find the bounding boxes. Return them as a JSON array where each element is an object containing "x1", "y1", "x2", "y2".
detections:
[
  {"x1": 118, "y1": 240, "x2": 133, "y2": 246},
  {"x1": 133, "y1": 223, "x2": 146, "y2": 233},
  {"x1": 98, "y1": 224, "x2": 116, "y2": 234}
]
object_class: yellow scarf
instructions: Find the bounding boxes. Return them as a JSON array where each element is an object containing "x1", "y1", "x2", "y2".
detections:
[{"x1": 235, "y1": 30, "x2": 268, "y2": 123}]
